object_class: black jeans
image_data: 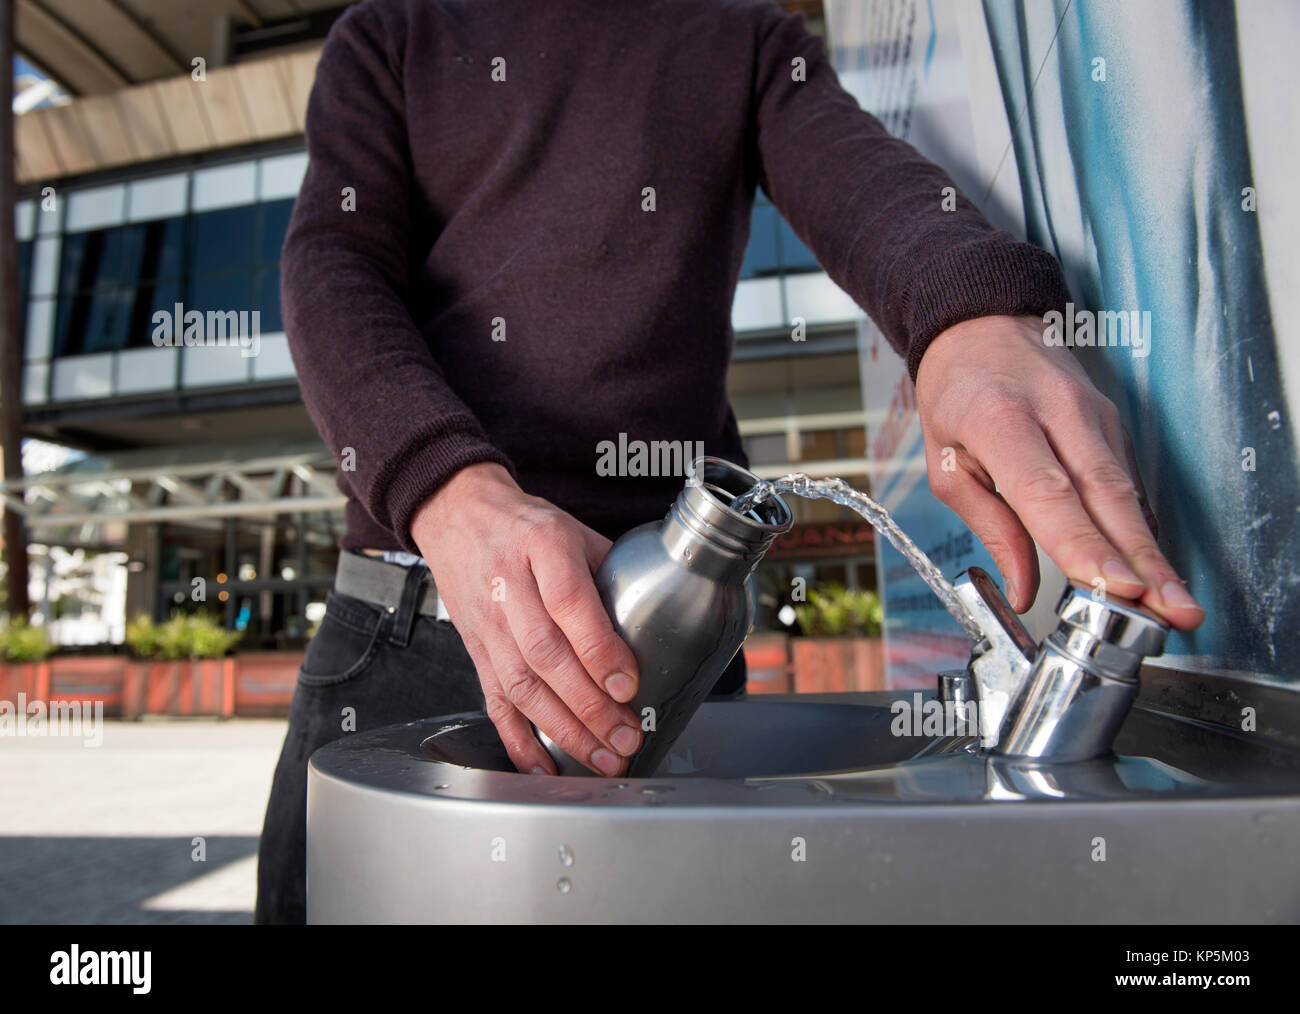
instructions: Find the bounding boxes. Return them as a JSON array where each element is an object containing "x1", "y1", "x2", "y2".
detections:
[{"x1": 254, "y1": 558, "x2": 745, "y2": 924}]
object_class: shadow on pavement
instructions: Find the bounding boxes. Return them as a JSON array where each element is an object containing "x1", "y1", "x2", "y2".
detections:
[{"x1": 0, "y1": 834, "x2": 260, "y2": 924}]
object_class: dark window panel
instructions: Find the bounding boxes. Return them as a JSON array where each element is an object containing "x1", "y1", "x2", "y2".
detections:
[
  {"x1": 54, "y1": 292, "x2": 86, "y2": 357},
  {"x1": 17, "y1": 241, "x2": 32, "y2": 299},
  {"x1": 259, "y1": 199, "x2": 294, "y2": 265},
  {"x1": 58, "y1": 231, "x2": 91, "y2": 295},
  {"x1": 777, "y1": 217, "x2": 820, "y2": 272},
  {"x1": 814, "y1": 562, "x2": 849, "y2": 585},
  {"x1": 59, "y1": 226, "x2": 152, "y2": 294},
  {"x1": 256, "y1": 267, "x2": 282, "y2": 333},
  {"x1": 140, "y1": 218, "x2": 186, "y2": 281},
  {"x1": 17, "y1": 241, "x2": 32, "y2": 337},
  {"x1": 104, "y1": 230, "x2": 131, "y2": 286},
  {"x1": 189, "y1": 206, "x2": 257, "y2": 276},
  {"x1": 741, "y1": 202, "x2": 780, "y2": 279},
  {"x1": 189, "y1": 271, "x2": 256, "y2": 316},
  {"x1": 132, "y1": 279, "x2": 184, "y2": 349},
  {"x1": 106, "y1": 226, "x2": 147, "y2": 288},
  {"x1": 82, "y1": 286, "x2": 134, "y2": 354}
]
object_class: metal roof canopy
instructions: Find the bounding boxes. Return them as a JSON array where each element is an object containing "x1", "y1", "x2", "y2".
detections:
[
  {"x1": 17, "y1": 0, "x2": 349, "y2": 96},
  {"x1": 0, "y1": 435, "x2": 346, "y2": 529},
  {"x1": 18, "y1": 0, "x2": 824, "y2": 97},
  {"x1": 10, "y1": 1, "x2": 822, "y2": 181}
]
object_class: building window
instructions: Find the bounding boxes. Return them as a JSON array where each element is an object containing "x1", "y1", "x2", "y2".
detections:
[
  {"x1": 254, "y1": 199, "x2": 292, "y2": 330},
  {"x1": 17, "y1": 240, "x2": 33, "y2": 336},
  {"x1": 189, "y1": 205, "x2": 257, "y2": 276},
  {"x1": 55, "y1": 218, "x2": 188, "y2": 356},
  {"x1": 744, "y1": 432, "x2": 789, "y2": 466},
  {"x1": 50, "y1": 195, "x2": 293, "y2": 357},
  {"x1": 740, "y1": 191, "x2": 820, "y2": 280},
  {"x1": 257, "y1": 267, "x2": 282, "y2": 333},
  {"x1": 799, "y1": 428, "x2": 840, "y2": 461},
  {"x1": 259, "y1": 198, "x2": 293, "y2": 264}
]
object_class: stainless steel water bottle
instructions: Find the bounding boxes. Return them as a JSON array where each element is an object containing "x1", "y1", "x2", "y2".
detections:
[{"x1": 539, "y1": 456, "x2": 793, "y2": 776}]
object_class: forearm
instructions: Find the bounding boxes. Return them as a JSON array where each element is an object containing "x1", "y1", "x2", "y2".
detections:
[
  {"x1": 282, "y1": 222, "x2": 512, "y2": 550},
  {"x1": 283, "y1": 3, "x2": 512, "y2": 551},
  {"x1": 752, "y1": 7, "x2": 1071, "y2": 378}
]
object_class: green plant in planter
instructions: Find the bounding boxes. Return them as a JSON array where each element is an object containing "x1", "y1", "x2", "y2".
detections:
[
  {"x1": 125, "y1": 613, "x2": 162, "y2": 659},
  {"x1": 186, "y1": 615, "x2": 242, "y2": 659},
  {"x1": 794, "y1": 584, "x2": 849, "y2": 637},
  {"x1": 155, "y1": 615, "x2": 192, "y2": 660},
  {"x1": 845, "y1": 588, "x2": 883, "y2": 637},
  {"x1": 126, "y1": 612, "x2": 241, "y2": 660},
  {"x1": 0, "y1": 618, "x2": 54, "y2": 662},
  {"x1": 792, "y1": 600, "x2": 819, "y2": 637},
  {"x1": 793, "y1": 584, "x2": 882, "y2": 638}
]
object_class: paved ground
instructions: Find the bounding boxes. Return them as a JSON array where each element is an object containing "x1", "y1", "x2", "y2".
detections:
[{"x1": 0, "y1": 718, "x2": 288, "y2": 924}]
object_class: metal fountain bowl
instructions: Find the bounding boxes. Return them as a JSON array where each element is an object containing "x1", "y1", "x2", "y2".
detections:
[{"x1": 306, "y1": 681, "x2": 1300, "y2": 923}]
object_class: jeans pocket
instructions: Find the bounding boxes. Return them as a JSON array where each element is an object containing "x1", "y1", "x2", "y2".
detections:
[{"x1": 296, "y1": 592, "x2": 388, "y2": 688}]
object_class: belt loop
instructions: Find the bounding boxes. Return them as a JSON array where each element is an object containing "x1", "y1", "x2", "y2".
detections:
[{"x1": 389, "y1": 562, "x2": 427, "y2": 647}]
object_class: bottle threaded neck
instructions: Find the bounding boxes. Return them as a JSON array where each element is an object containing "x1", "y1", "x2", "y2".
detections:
[{"x1": 666, "y1": 457, "x2": 793, "y2": 569}]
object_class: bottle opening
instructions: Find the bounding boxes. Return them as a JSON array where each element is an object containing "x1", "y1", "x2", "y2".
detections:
[{"x1": 682, "y1": 457, "x2": 793, "y2": 542}]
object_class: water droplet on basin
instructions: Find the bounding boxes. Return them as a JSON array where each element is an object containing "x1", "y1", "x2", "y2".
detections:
[
  {"x1": 551, "y1": 788, "x2": 592, "y2": 802},
  {"x1": 557, "y1": 877, "x2": 572, "y2": 894},
  {"x1": 639, "y1": 784, "x2": 676, "y2": 806},
  {"x1": 558, "y1": 844, "x2": 575, "y2": 867},
  {"x1": 432, "y1": 783, "x2": 449, "y2": 790}
]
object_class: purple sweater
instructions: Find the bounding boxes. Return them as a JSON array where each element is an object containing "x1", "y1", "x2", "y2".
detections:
[{"x1": 282, "y1": 0, "x2": 1071, "y2": 553}]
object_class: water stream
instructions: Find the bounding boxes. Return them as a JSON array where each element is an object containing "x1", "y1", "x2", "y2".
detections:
[{"x1": 730, "y1": 474, "x2": 983, "y2": 642}]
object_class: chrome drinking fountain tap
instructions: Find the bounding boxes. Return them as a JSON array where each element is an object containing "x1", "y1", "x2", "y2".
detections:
[{"x1": 947, "y1": 567, "x2": 1170, "y2": 763}]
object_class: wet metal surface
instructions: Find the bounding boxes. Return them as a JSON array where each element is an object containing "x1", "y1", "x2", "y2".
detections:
[{"x1": 316, "y1": 696, "x2": 1300, "y2": 807}]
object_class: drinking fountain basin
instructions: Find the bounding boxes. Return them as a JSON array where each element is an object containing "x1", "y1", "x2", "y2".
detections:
[{"x1": 306, "y1": 682, "x2": 1300, "y2": 923}]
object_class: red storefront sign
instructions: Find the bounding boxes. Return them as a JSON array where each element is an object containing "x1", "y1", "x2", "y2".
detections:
[{"x1": 764, "y1": 521, "x2": 877, "y2": 560}]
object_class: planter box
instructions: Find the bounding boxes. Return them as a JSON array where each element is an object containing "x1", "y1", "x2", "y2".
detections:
[
  {"x1": 852, "y1": 638, "x2": 885, "y2": 692},
  {"x1": 234, "y1": 652, "x2": 304, "y2": 717},
  {"x1": 743, "y1": 633, "x2": 792, "y2": 695},
  {"x1": 9, "y1": 653, "x2": 299, "y2": 718},
  {"x1": 144, "y1": 662, "x2": 180, "y2": 715},
  {"x1": 175, "y1": 658, "x2": 233, "y2": 717},
  {"x1": 0, "y1": 661, "x2": 51, "y2": 705},
  {"x1": 48, "y1": 656, "x2": 129, "y2": 718},
  {"x1": 133, "y1": 659, "x2": 236, "y2": 718},
  {"x1": 792, "y1": 637, "x2": 885, "y2": 693},
  {"x1": 123, "y1": 662, "x2": 148, "y2": 719}
]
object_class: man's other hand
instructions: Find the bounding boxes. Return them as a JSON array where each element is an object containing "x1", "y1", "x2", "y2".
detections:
[{"x1": 915, "y1": 314, "x2": 1204, "y2": 631}]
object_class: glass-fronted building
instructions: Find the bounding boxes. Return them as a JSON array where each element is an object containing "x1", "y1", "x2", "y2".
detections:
[{"x1": 9, "y1": 0, "x2": 876, "y2": 646}]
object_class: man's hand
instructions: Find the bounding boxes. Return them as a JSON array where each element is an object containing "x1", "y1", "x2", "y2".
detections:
[
  {"x1": 915, "y1": 314, "x2": 1204, "y2": 631},
  {"x1": 410, "y1": 463, "x2": 643, "y2": 775}
]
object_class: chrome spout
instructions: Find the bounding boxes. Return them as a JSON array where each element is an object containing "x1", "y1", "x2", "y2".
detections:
[
  {"x1": 951, "y1": 567, "x2": 1036, "y2": 749},
  {"x1": 948, "y1": 569, "x2": 1170, "y2": 762},
  {"x1": 993, "y1": 583, "x2": 1169, "y2": 762}
]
